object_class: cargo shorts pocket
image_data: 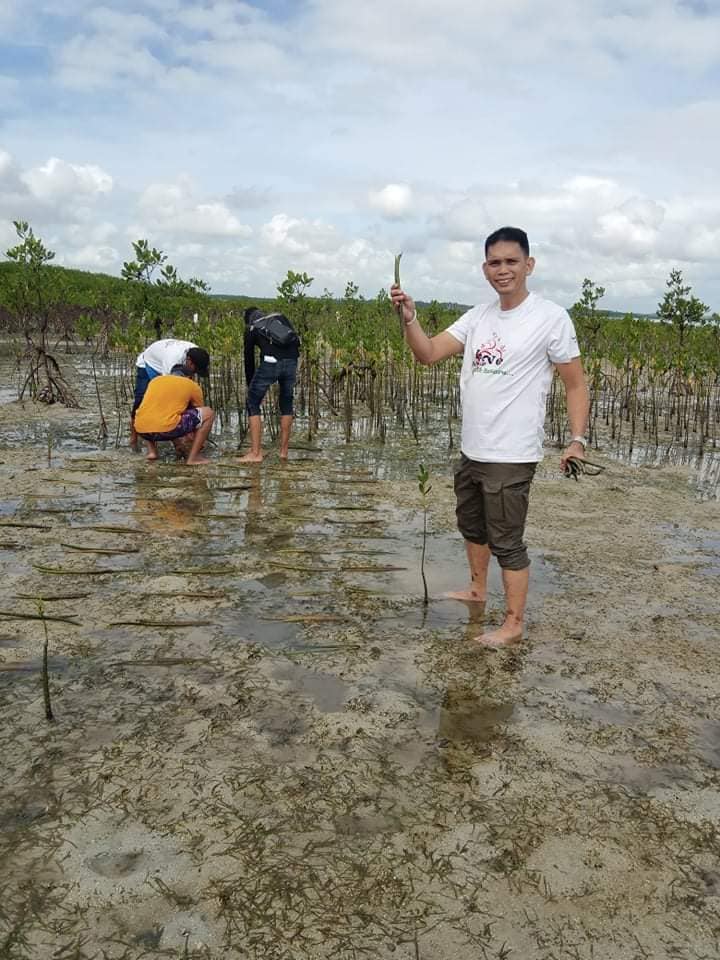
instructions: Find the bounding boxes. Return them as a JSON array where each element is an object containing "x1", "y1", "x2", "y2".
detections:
[
  {"x1": 484, "y1": 479, "x2": 531, "y2": 533},
  {"x1": 481, "y1": 479, "x2": 507, "y2": 527}
]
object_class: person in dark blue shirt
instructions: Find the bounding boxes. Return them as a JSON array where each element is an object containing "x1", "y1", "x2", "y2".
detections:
[{"x1": 239, "y1": 307, "x2": 300, "y2": 462}]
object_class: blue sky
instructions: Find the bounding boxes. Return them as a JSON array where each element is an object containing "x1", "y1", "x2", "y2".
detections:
[{"x1": 1, "y1": 0, "x2": 719, "y2": 313}]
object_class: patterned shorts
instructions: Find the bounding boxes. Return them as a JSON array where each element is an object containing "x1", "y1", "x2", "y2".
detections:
[{"x1": 139, "y1": 407, "x2": 202, "y2": 442}]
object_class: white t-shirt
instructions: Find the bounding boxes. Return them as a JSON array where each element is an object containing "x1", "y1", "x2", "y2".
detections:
[
  {"x1": 135, "y1": 339, "x2": 197, "y2": 374},
  {"x1": 446, "y1": 292, "x2": 580, "y2": 462}
]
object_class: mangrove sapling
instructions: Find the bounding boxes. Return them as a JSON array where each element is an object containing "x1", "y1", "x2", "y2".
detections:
[
  {"x1": 5, "y1": 222, "x2": 79, "y2": 407},
  {"x1": 418, "y1": 464, "x2": 431, "y2": 606},
  {"x1": 89, "y1": 354, "x2": 109, "y2": 441},
  {"x1": 37, "y1": 601, "x2": 54, "y2": 722}
]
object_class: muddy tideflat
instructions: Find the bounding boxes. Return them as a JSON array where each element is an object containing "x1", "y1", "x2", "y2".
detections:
[{"x1": 1, "y1": 377, "x2": 719, "y2": 960}]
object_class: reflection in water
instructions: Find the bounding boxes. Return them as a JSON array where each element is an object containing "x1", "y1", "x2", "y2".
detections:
[
  {"x1": 606, "y1": 440, "x2": 720, "y2": 500},
  {"x1": 132, "y1": 496, "x2": 199, "y2": 534},
  {"x1": 435, "y1": 680, "x2": 516, "y2": 780},
  {"x1": 241, "y1": 472, "x2": 265, "y2": 541},
  {"x1": 437, "y1": 688, "x2": 514, "y2": 744}
]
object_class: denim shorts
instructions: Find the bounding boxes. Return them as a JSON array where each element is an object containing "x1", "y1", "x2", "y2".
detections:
[
  {"x1": 246, "y1": 357, "x2": 297, "y2": 416},
  {"x1": 139, "y1": 407, "x2": 202, "y2": 442},
  {"x1": 131, "y1": 366, "x2": 152, "y2": 416},
  {"x1": 453, "y1": 457, "x2": 537, "y2": 570}
]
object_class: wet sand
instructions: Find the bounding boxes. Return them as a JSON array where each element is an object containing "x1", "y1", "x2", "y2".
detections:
[{"x1": 1, "y1": 393, "x2": 719, "y2": 960}]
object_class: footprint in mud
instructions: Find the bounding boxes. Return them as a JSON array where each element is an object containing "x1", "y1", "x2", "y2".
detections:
[{"x1": 85, "y1": 849, "x2": 145, "y2": 878}]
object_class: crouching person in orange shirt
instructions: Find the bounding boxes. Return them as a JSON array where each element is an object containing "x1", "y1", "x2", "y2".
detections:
[{"x1": 133, "y1": 374, "x2": 214, "y2": 466}]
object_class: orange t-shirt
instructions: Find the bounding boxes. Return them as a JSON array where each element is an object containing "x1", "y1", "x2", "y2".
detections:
[{"x1": 134, "y1": 375, "x2": 203, "y2": 434}]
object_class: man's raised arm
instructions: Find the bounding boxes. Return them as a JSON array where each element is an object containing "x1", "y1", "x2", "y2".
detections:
[{"x1": 390, "y1": 285, "x2": 463, "y2": 366}]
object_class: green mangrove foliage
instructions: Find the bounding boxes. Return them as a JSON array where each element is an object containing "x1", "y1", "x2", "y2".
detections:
[
  {"x1": 1, "y1": 219, "x2": 718, "y2": 452},
  {"x1": 121, "y1": 238, "x2": 210, "y2": 340}
]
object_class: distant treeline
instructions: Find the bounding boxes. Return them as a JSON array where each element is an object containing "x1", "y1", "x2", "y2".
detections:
[{"x1": 0, "y1": 260, "x2": 258, "y2": 333}]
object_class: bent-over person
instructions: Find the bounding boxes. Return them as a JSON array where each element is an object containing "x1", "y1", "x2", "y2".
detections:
[
  {"x1": 130, "y1": 340, "x2": 210, "y2": 449},
  {"x1": 133, "y1": 373, "x2": 214, "y2": 466},
  {"x1": 238, "y1": 307, "x2": 300, "y2": 462}
]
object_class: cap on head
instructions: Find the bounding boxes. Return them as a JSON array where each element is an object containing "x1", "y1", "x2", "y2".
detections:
[{"x1": 186, "y1": 347, "x2": 210, "y2": 376}]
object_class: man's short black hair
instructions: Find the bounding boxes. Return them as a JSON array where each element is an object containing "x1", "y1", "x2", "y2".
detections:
[
  {"x1": 484, "y1": 226, "x2": 530, "y2": 258},
  {"x1": 244, "y1": 305, "x2": 264, "y2": 325},
  {"x1": 186, "y1": 347, "x2": 210, "y2": 376}
]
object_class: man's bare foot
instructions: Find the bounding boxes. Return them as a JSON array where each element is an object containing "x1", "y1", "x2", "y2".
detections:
[
  {"x1": 474, "y1": 624, "x2": 523, "y2": 648},
  {"x1": 186, "y1": 456, "x2": 210, "y2": 466},
  {"x1": 146, "y1": 452, "x2": 159, "y2": 462},
  {"x1": 237, "y1": 452, "x2": 263, "y2": 462},
  {"x1": 444, "y1": 588, "x2": 486, "y2": 603}
]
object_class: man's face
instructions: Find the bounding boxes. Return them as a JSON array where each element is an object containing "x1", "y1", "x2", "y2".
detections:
[{"x1": 482, "y1": 241, "x2": 535, "y2": 298}]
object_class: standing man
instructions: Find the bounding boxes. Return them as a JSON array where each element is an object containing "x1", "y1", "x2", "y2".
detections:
[
  {"x1": 390, "y1": 226, "x2": 589, "y2": 648},
  {"x1": 130, "y1": 339, "x2": 210, "y2": 449},
  {"x1": 238, "y1": 307, "x2": 300, "y2": 462}
]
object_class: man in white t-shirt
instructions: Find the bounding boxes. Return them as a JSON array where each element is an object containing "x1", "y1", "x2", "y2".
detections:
[
  {"x1": 390, "y1": 226, "x2": 589, "y2": 648},
  {"x1": 129, "y1": 339, "x2": 210, "y2": 450}
]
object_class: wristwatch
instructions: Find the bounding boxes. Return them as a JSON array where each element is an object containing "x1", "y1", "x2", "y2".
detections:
[{"x1": 570, "y1": 435, "x2": 587, "y2": 449}]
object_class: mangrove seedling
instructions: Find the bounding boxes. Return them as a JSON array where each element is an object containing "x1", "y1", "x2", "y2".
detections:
[
  {"x1": 418, "y1": 463, "x2": 431, "y2": 606},
  {"x1": 37, "y1": 600, "x2": 54, "y2": 722}
]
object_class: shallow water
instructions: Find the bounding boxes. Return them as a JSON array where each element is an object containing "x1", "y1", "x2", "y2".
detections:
[{"x1": 604, "y1": 437, "x2": 720, "y2": 499}]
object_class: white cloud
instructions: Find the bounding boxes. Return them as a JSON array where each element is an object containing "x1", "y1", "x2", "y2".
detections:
[
  {"x1": 65, "y1": 220, "x2": 118, "y2": 245},
  {"x1": 0, "y1": 219, "x2": 17, "y2": 252},
  {"x1": 260, "y1": 213, "x2": 340, "y2": 255},
  {"x1": 137, "y1": 177, "x2": 252, "y2": 237},
  {"x1": 593, "y1": 197, "x2": 666, "y2": 257},
  {"x1": 62, "y1": 243, "x2": 119, "y2": 270},
  {"x1": 434, "y1": 197, "x2": 492, "y2": 243},
  {"x1": 85, "y1": 6, "x2": 165, "y2": 40},
  {"x1": 21, "y1": 157, "x2": 112, "y2": 202},
  {"x1": 369, "y1": 183, "x2": 413, "y2": 220},
  {"x1": 0, "y1": 149, "x2": 19, "y2": 182},
  {"x1": 305, "y1": 0, "x2": 720, "y2": 74},
  {"x1": 56, "y1": 32, "x2": 164, "y2": 90}
]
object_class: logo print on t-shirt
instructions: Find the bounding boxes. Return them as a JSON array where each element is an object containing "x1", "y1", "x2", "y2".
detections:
[{"x1": 473, "y1": 332, "x2": 506, "y2": 372}]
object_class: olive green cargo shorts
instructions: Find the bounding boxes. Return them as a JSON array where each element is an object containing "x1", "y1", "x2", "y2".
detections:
[{"x1": 453, "y1": 456, "x2": 537, "y2": 570}]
